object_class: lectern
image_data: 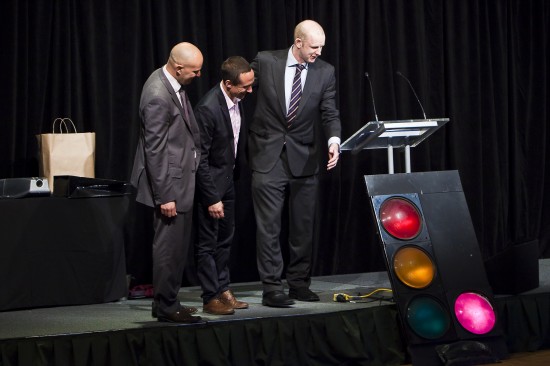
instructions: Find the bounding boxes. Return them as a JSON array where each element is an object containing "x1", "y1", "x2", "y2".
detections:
[{"x1": 341, "y1": 118, "x2": 449, "y2": 173}]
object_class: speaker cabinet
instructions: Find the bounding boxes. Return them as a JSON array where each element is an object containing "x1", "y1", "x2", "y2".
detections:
[{"x1": 485, "y1": 239, "x2": 539, "y2": 295}]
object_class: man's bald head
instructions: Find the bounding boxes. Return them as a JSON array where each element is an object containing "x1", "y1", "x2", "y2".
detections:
[
  {"x1": 294, "y1": 20, "x2": 325, "y2": 43},
  {"x1": 167, "y1": 42, "x2": 203, "y2": 85},
  {"x1": 169, "y1": 42, "x2": 202, "y2": 65},
  {"x1": 292, "y1": 20, "x2": 326, "y2": 64}
]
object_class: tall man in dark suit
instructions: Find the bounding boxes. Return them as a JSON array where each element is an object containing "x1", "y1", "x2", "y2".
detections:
[
  {"x1": 194, "y1": 56, "x2": 254, "y2": 315},
  {"x1": 249, "y1": 20, "x2": 342, "y2": 307},
  {"x1": 131, "y1": 42, "x2": 204, "y2": 323}
]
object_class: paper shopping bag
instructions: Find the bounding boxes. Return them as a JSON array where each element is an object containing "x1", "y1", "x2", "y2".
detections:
[{"x1": 37, "y1": 118, "x2": 95, "y2": 191}]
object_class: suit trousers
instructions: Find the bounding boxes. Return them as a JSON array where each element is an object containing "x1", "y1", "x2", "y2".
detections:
[
  {"x1": 195, "y1": 185, "x2": 235, "y2": 304},
  {"x1": 152, "y1": 208, "x2": 193, "y2": 316},
  {"x1": 251, "y1": 148, "x2": 318, "y2": 293}
]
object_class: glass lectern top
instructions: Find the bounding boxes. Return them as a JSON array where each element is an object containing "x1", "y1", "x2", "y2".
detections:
[
  {"x1": 340, "y1": 121, "x2": 385, "y2": 152},
  {"x1": 341, "y1": 118, "x2": 449, "y2": 153}
]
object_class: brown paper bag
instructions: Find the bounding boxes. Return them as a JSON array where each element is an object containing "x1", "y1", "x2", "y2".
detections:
[{"x1": 37, "y1": 118, "x2": 96, "y2": 191}]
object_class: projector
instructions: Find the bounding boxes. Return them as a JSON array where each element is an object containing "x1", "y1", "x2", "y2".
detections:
[{"x1": 0, "y1": 177, "x2": 51, "y2": 198}]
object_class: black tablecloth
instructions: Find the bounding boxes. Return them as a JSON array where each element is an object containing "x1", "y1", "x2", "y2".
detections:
[{"x1": 0, "y1": 196, "x2": 129, "y2": 311}]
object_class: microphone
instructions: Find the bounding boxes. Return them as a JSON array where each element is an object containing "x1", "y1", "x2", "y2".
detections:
[
  {"x1": 364, "y1": 72, "x2": 379, "y2": 122},
  {"x1": 396, "y1": 71, "x2": 427, "y2": 119}
]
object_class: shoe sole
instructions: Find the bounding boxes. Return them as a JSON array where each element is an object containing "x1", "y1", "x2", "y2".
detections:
[
  {"x1": 152, "y1": 307, "x2": 198, "y2": 318},
  {"x1": 202, "y1": 309, "x2": 235, "y2": 315},
  {"x1": 262, "y1": 300, "x2": 295, "y2": 307},
  {"x1": 288, "y1": 295, "x2": 320, "y2": 302},
  {"x1": 157, "y1": 316, "x2": 204, "y2": 324}
]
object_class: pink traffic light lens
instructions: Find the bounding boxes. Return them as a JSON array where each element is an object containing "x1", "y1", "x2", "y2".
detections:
[
  {"x1": 454, "y1": 292, "x2": 496, "y2": 334},
  {"x1": 380, "y1": 197, "x2": 422, "y2": 240}
]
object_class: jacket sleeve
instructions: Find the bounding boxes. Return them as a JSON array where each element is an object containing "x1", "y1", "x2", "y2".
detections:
[
  {"x1": 195, "y1": 104, "x2": 222, "y2": 206},
  {"x1": 141, "y1": 96, "x2": 176, "y2": 205}
]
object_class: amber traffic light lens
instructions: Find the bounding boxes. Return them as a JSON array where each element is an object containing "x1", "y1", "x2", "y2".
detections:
[{"x1": 393, "y1": 246, "x2": 435, "y2": 289}]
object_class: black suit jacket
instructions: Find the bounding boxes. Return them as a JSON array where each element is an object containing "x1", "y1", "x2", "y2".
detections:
[
  {"x1": 131, "y1": 68, "x2": 201, "y2": 212},
  {"x1": 194, "y1": 84, "x2": 246, "y2": 206},
  {"x1": 249, "y1": 49, "x2": 341, "y2": 177}
]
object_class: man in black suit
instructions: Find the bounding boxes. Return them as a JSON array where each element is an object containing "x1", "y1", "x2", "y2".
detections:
[
  {"x1": 249, "y1": 20, "x2": 342, "y2": 307},
  {"x1": 131, "y1": 42, "x2": 204, "y2": 323},
  {"x1": 194, "y1": 56, "x2": 254, "y2": 315}
]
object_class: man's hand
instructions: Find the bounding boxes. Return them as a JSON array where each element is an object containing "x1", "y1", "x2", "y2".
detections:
[
  {"x1": 208, "y1": 201, "x2": 224, "y2": 219},
  {"x1": 160, "y1": 201, "x2": 177, "y2": 218},
  {"x1": 327, "y1": 143, "x2": 340, "y2": 170}
]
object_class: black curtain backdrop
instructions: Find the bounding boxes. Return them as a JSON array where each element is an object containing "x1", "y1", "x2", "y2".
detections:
[{"x1": 1, "y1": 0, "x2": 549, "y2": 284}]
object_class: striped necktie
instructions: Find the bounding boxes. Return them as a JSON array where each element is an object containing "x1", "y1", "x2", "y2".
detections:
[{"x1": 287, "y1": 64, "x2": 305, "y2": 127}]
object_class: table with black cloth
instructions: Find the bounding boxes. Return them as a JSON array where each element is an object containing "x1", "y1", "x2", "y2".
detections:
[{"x1": 0, "y1": 195, "x2": 129, "y2": 311}]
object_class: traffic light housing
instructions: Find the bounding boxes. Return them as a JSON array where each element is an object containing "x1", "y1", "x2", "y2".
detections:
[{"x1": 365, "y1": 171, "x2": 507, "y2": 365}]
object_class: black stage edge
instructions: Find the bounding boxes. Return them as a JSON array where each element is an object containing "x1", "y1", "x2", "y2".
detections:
[{"x1": 2, "y1": 261, "x2": 550, "y2": 365}]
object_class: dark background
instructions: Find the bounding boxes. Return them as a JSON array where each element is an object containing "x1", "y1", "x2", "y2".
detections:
[{"x1": 1, "y1": 0, "x2": 549, "y2": 285}]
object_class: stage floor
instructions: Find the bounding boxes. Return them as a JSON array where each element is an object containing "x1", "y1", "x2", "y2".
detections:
[
  {"x1": 2, "y1": 259, "x2": 550, "y2": 365},
  {"x1": 0, "y1": 270, "x2": 394, "y2": 340}
]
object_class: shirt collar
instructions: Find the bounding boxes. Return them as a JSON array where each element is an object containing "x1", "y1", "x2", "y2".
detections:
[
  {"x1": 286, "y1": 46, "x2": 308, "y2": 70},
  {"x1": 219, "y1": 81, "x2": 240, "y2": 109},
  {"x1": 163, "y1": 65, "x2": 181, "y2": 93}
]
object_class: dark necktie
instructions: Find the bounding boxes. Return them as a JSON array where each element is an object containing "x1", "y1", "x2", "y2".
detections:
[
  {"x1": 178, "y1": 88, "x2": 189, "y2": 121},
  {"x1": 287, "y1": 64, "x2": 305, "y2": 127}
]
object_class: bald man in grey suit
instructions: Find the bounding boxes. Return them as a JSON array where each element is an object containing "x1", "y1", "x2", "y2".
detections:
[
  {"x1": 131, "y1": 42, "x2": 204, "y2": 323},
  {"x1": 249, "y1": 20, "x2": 342, "y2": 307}
]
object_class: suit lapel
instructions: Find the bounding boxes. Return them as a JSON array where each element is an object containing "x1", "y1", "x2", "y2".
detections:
[
  {"x1": 298, "y1": 63, "x2": 318, "y2": 120},
  {"x1": 271, "y1": 52, "x2": 288, "y2": 119},
  {"x1": 158, "y1": 70, "x2": 197, "y2": 135},
  {"x1": 271, "y1": 49, "x2": 320, "y2": 124},
  {"x1": 159, "y1": 70, "x2": 185, "y2": 116},
  {"x1": 215, "y1": 88, "x2": 235, "y2": 147}
]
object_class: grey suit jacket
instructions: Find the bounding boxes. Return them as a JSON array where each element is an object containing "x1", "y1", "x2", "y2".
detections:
[
  {"x1": 131, "y1": 68, "x2": 201, "y2": 213},
  {"x1": 249, "y1": 48, "x2": 341, "y2": 177}
]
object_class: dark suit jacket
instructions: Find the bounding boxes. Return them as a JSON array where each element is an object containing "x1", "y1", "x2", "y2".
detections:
[
  {"x1": 131, "y1": 68, "x2": 201, "y2": 213},
  {"x1": 194, "y1": 84, "x2": 246, "y2": 207},
  {"x1": 249, "y1": 49, "x2": 341, "y2": 177}
]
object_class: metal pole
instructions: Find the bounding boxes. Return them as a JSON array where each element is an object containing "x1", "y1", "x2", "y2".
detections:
[
  {"x1": 388, "y1": 145, "x2": 394, "y2": 174},
  {"x1": 405, "y1": 145, "x2": 411, "y2": 173}
]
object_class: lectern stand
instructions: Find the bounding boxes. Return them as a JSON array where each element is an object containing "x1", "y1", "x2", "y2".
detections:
[{"x1": 341, "y1": 118, "x2": 449, "y2": 173}]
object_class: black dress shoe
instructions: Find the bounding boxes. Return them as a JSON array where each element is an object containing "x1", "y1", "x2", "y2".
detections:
[
  {"x1": 289, "y1": 287, "x2": 320, "y2": 302},
  {"x1": 262, "y1": 290, "x2": 295, "y2": 307},
  {"x1": 152, "y1": 302, "x2": 198, "y2": 318},
  {"x1": 157, "y1": 310, "x2": 204, "y2": 324}
]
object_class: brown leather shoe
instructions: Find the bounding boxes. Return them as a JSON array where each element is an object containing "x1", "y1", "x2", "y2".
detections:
[
  {"x1": 219, "y1": 289, "x2": 249, "y2": 309},
  {"x1": 203, "y1": 298, "x2": 235, "y2": 315},
  {"x1": 157, "y1": 310, "x2": 204, "y2": 324}
]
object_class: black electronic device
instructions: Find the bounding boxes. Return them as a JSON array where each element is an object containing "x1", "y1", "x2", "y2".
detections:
[
  {"x1": 0, "y1": 177, "x2": 51, "y2": 198},
  {"x1": 53, "y1": 175, "x2": 133, "y2": 198}
]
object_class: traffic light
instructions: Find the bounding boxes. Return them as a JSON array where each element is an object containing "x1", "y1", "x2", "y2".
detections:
[{"x1": 365, "y1": 171, "x2": 507, "y2": 365}]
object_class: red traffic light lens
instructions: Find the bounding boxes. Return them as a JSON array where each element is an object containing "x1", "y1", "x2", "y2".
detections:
[{"x1": 380, "y1": 197, "x2": 422, "y2": 240}]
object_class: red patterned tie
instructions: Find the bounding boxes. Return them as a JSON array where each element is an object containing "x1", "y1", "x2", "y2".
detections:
[{"x1": 287, "y1": 64, "x2": 305, "y2": 127}]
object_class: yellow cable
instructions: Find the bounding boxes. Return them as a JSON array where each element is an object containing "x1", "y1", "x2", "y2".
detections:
[{"x1": 333, "y1": 288, "x2": 393, "y2": 302}]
